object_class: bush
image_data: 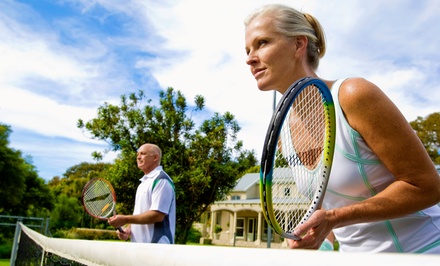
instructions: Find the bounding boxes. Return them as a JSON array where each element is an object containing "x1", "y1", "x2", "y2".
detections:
[
  {"x1": 0, "y1": 242, "x2": 11, "y2": 259},
  {"x1": 0, "y1": 233, "x2": 12, "y2": 259},
  {"x1": 75, "y1": 228, "x2": 119, "y2": 240},
  {"x1": 187, "y1": 227, "x2": 202, "y2": 243},
  {"x1": 214, "y1": 224, "x2": 222, "y2": 234},
  {"x1": 52, "y1": 228, "x2": 118, "y2": 240}
]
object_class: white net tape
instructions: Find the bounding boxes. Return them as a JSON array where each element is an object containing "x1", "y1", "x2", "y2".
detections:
[{"x1": 15, "y1": 223, "x2": 440, "y2": 266}]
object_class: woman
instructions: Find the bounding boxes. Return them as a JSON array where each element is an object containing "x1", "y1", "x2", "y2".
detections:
[{"x1": 244, "y1": 4, "x2": 440, "y2": 253}]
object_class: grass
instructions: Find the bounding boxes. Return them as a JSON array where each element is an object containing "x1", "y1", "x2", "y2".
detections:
[{"x1": 0, "y1": 259, "x2": 9, "y2": 266}]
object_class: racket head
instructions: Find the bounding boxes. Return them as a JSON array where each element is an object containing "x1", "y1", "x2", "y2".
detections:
[
  {"x1": 81, "y1": 178, "x2": 117, "y2": 220},
  {"x1": 260, "y1": 77, "x2": 336, "y2": 240}
]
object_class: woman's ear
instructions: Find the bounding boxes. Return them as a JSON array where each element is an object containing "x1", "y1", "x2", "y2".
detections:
[{"x1": 294, "y1": 35, "x2": 308, "y2": 57}]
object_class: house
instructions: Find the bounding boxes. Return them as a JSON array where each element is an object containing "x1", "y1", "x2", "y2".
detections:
[{"x1": 202, "y1": 171, "x2": 289, "y2": 248}]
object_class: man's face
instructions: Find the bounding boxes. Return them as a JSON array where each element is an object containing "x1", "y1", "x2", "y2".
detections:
[{"x1": 136, "y1": 144, "x2": 159, "y2": 174}]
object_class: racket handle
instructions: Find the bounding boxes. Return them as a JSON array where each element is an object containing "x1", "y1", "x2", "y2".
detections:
[
  {"x1": 290, "y1": 233, "x2": 302, "y2": 241},
  {"x1": 117, "y1": 227, "x2": 125, "y2": 233}
]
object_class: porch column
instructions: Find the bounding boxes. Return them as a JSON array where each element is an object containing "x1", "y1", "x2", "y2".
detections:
[
  {"x1": 256, "y1": 211, "x2": 262, "y2": 245},
  {"x1": 201, "y1": 212, "x2": 207, "y2": 237},
  {"x1": 230, "y1": 211, "x2": 237, "y2": 244},
  {"x1": 210, "y1": 211, "x2": 216, "y2": 239}
]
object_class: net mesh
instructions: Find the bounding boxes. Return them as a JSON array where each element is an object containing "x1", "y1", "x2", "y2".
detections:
[
  {"x1": 14, "y1": 223, "x2": 87, "y2": 266},
  {"x1": 15, "y1": 225, "x2": 44, "y2": 265}
]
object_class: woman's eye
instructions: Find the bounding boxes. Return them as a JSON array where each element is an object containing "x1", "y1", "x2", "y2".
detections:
[{"x1": 258, "y1": 40, "x2": 267, "y2": 46}]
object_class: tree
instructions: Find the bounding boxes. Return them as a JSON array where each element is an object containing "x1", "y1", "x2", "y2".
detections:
[
  {"x1": 78, "y1": 88, "x2": 258, "y2": 243},
  {"x1": 48, "y1": 162, "x2": 112, "y2": 199},
  {"x1": 410, "y1": 112, "x2": 440, "y2": 164},
  {"x1": 0, "y1": 123, "x2": 54, "y2": 216},
  {"x1": 50, "y1": 194, "x2": 83, "y2": 230}
]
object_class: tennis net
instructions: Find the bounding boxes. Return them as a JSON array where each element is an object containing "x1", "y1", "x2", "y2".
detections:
[{"x1": 11, "y1": 222, "x2": 440, "y2": 266}]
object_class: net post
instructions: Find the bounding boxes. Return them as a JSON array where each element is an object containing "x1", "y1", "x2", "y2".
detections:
[
  {"x1": 40, "y1": 251, "x2": 46, "y2": 266},
  {"x1": 44, "y1": 217, "x2": 50, "y2": 236},
  {"x1": 10, "y1": 221, "x2": 22, "y2": 266},
  {"x1": 267, "y1": 226, "x2": 271, "y2": 248}
]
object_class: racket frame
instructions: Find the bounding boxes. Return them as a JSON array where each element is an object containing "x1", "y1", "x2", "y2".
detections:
[
  {"x1": 260, "y1": 77, "x2": 336, "y2": 240},
  {"x1": 81, "y1": 178, "x2": 125, "y2": 233},
  {"x1": 81, "y1": 178, "x2": 117, "y2": 220}
]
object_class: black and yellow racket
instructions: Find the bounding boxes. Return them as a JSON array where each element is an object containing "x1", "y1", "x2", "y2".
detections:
[{"x1": 260, "y1": 77, "x2": 336, "y2": 240}]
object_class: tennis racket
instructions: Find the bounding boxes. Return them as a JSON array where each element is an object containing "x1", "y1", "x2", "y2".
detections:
[
  {"x1": 81, "y1": 178, "x2": 124, "y2": 233},
  {"x1": 260, "y1": 77, "x2": 336, "y2": 240}
]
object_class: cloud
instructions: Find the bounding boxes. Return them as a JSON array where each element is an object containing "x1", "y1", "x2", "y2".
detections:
[
  {"x1": 1, "y1": 0, "x2": 439, "y2": 180},
  {"x1": 1, "y1": 85, "x2": 99, "y2": 140},
  {"x1": 136, "y1": 0, "x2": 440, "y2": 153}
]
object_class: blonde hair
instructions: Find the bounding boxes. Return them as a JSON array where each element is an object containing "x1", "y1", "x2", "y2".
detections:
[{"x1": 244, "y1": 4, "x2": 326, "y2": 70}]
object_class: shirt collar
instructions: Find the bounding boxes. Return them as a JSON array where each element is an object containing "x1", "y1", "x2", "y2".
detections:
[{"x1": 139, "y1": 165, "x2": 163, "y2": 182}]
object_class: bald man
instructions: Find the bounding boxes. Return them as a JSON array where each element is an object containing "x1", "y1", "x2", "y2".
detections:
[{"x1": 109, "y1": 143, "x2": 176, "y2": 244}]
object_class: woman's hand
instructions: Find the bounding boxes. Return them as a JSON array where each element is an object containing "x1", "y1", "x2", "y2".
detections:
[{"x1": 287, "y1": 209, "x2": 334, "y2": 249}]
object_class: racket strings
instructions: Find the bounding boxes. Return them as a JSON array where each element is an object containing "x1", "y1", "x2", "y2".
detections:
[
  {"x1": 290, "y1": 85, "x2": 325, "y2": 168},
  {"x1": 272, "y1": 85, "x2": 327, "y2": 233},
  {"x1": 83, "y1": 180, "x2": 115, "y2": 218}
]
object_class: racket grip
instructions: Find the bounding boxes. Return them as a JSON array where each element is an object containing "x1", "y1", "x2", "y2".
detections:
[
  {"x1": 117, "y1": 227, "x2": 125, "y2": 233},
  {"x1": 290, "y1": 232, "x2": 302, "y2": 241}
]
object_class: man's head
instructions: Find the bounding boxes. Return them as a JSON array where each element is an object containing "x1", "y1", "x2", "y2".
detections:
[{"x1": 137, "y1": 143, "x2": 162, "y2": 174}]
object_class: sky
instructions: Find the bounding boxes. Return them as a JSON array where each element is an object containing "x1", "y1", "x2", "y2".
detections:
[{"x1": 1, "y1": 0, "x2": 439, "y2": 181}]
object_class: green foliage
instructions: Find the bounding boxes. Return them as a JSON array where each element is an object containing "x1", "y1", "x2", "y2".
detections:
[
  {"x1": 410, "y1": 112, "x2": 440, "y2": 164},
  {"x1": 0, "y1": 123, "x2": 54, "y2": 216},
  {"x1": 0, "y1": 124, "x2": 28, "y2": 214},
  {"x1": 0, "y1": 233, "x2": 12, "y2": 259},
  {"x1": 48, "y1": 162, "x2": 111, "y2": 199},
  {"x1": 186, "y1": 226, "x2": 202, "y2": 243},
  {"x1": 47, "y1": 162, "x2": 113, "y2": 230},
  {"x1": 246, "y1": 165, "x2": 260, "y2": 173},
  {"x1": 274, "y1": 151, "x2": 289, "y2": 168},
  {"x1": 106, "y1": 154, "x2": 141, "y2": 214},
  {"x1": 0, "y1": 244, "x2": 11, "y2": 259},
  {"x1": 50, "y1": 194, "x2": 83, "y2": 230},
  {"x1": 214, "y1": 224, "x2": 222, "y2": 233},
  {"x1": 52, "y1": 228, "x2": 118, "y2": 240},
  {"x1": 78, "y1": 88, "x2": 258, "y2": 244}
]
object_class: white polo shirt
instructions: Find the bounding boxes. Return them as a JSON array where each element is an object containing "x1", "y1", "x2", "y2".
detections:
[{"x1": 131, "y1": 166, "x2": 176, "y2": 244}]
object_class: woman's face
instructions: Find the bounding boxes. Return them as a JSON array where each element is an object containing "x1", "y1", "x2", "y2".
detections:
[{"x1": 245, "y1": 16, "x2": 300, "y2": 94}]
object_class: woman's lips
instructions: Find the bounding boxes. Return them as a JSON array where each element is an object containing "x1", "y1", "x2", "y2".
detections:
[{"x1": 253, "y1": 68, "x2": 265, "y2": 79}]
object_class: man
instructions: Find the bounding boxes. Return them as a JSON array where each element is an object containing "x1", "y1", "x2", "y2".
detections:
[{"x1": 108, "y1": 143, "x2": 176, "y2": 244}]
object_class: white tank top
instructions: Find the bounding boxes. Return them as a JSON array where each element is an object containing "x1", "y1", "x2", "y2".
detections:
[{"x1": 322, "y1": 79, "x2": 440, "y2": 253}]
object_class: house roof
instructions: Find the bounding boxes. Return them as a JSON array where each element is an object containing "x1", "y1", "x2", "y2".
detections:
[
  {"x1": 233, "y1": 173, "x2": 260, "y2": 192},
  {"x1": 217, "y1": 198, "x2": 261, "y2": 204},
  {"x1": 233, "y1": 168, "x2": 295, "y2": 192}
]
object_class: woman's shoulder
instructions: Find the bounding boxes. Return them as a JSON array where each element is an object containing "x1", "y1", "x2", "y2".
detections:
[
  {"x1": 337, "y1": 77, "x2": 393, "y2": 131},
  {"x1": 338, "y1": 77, "x2": 386, "y2": 109},
  {"x1": 339, "y1": 77, "x2": 380, "y2": 96}
]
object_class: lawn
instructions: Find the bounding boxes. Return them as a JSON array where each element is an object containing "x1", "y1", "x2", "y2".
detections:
[{"x1": 0, "y1": 259, "x2": 9, "y2": 266}]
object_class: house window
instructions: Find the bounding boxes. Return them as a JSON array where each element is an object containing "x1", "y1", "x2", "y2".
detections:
[
  {"x1": 247, "y1": 218, "x2": 257, "y2": 242},
  {"x1": 231, "y1": 195, "x2": 241, "y2": 200},
  {"x1": 236, "y1": 218, "x2": 244, "y2": 238},
  {"x1": 284, "y1": 187, "x2": 291, "y2": 197},
  {"x1": 216, "y1": 212, "x2": 222, "y2": 225}
]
